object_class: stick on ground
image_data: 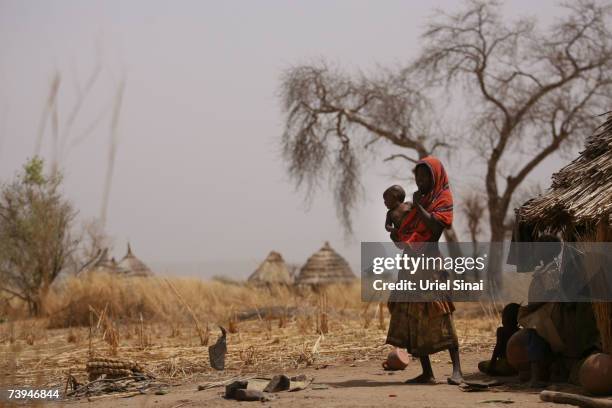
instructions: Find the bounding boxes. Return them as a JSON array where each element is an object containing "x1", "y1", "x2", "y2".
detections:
[{"x1": 540, "y1": 390, "x2": 612, "y2": 408}]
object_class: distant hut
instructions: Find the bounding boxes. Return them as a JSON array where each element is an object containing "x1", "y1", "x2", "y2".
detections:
[
  {"x1": 117, "y1": 243, "x2": 154, "y2": 277},
  {"x1": 295, "y1": 242, "x2": 356, "y2": 286},
  {"x1": 518, "y1": 113, "x2": 611, "y2": 358},
  {"x1": 82, "y1": 248, "x2": 120, "y2": 275},
  {"x1": 248, "y1": 251, "x2": 293, "y2": 286}
]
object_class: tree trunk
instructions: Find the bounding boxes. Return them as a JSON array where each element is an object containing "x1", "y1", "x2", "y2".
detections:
[
  {"x1": 33, "y1": 283, "x2": 50, "y2": 317},
  {"x1": 444, "y1": 227, "x2": 463, "y2": 258},
  {"x1": 488, "y1": 218, "x2": 506, "y2": 292}
]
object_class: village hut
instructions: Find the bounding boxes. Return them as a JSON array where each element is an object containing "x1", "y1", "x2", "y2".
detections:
[
  {"x1": 117, "y1": 243, "x2": 154, "y2": 277},
  {"x1": 81, "y1": 248, "x2": 121, "y2": 275},
  {"x1": 295, "y1": 241, "x2": 356, "y2": 286},
  {"x1": 519, "y1": 114, "x2": 611, "y2": 236},
  {"x1": 518, "y1": 113, "x2": 612, "y2": 393},
  {"x1": 248, "y1": 251, "x2": 293, "y2": 286}
]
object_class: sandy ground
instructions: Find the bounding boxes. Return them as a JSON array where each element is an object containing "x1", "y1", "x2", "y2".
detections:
[{"x1": 51, "y1": 350, "x2": 581, "y2": 408}]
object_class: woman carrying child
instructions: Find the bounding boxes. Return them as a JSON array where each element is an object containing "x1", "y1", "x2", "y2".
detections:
[{"x1": 386, "y1": 156, "x2": 463, "y2": 385}]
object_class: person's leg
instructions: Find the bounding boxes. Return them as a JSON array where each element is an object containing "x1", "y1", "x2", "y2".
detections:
[
  {"x1": 447, "y1": 346, "x2": 463, "y2": 385},
  {"x1": 478, "y1": 360, "x2": 490, "y2": 374},
  {"x1": 526, "y1": 329, "x2": 551, "y2": 388},
  {"x1": 405, "y1": 355, "x2": 436, "y2": 384}
]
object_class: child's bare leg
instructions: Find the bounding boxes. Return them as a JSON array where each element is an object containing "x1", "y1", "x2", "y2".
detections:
[
  {"x1": 405, "y1": 356, "x2": 435, "y2": 384},
  {"x1": 447, "y1": 346, "x2": 463, "y2": 385}
]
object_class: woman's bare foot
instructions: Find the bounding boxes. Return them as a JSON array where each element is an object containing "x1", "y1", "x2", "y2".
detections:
[
  {"x1": 405, "y1": 373, "x2": 436, "y2": 384},
  {"x1": 447, "y1": 373, "x2": 463, "y2": 385}
]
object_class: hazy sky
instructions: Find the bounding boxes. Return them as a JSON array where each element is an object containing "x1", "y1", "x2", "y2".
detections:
[{"x1": 0, "y1": 0, "x2": 580, "y2": 277}]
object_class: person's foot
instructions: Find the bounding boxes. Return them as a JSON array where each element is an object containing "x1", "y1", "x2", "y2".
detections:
[
  {"x1": 447, "y1": 372, "x2": 463, "y2": 385},
  {"x1": 404, "y1": 373, "x2": 436, "y2": 384}
]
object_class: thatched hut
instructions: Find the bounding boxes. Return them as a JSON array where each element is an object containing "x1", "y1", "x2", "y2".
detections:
[
  {"x1": 117, "y1": 243, "x2": 154, "y2": 277},
  {"x1": 248, "y1": 251, "x2": 293, "y2": 286},
  {"x1": 295, "y1": 242, "x2": 356, "y2": 286},
  {"x1": 82, "y1": 248, "x2": 120, "y2": 275},
  {"x1": 519, "y1": 113, "x2": 611, "y2": 237},
  {"x1": 518, "y1": 113, "x2": 612, "y2": 391}
]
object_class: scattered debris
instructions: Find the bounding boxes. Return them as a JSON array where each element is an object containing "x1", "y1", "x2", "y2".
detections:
[
  {"x1": 218, "y1": 373, "x2": 312, "y2": 401},
  {"x1": 289, "y1": 375, "x2": 312, "y2": 392},
  {"x1": 459, "y1": 379, "x2": 503, "y2": 392},
  {"x1": 264, "y1": 374, "x2": 290, "y2": 392},
  {"x1": 208, "y1": 326, "x2": 227, "y2": 370},
  {"x1": 235, "y1": 389, "x2": 266, "y2": 401},
  {"x1": 479, "y1": 399, "x2": 514, "y2": 404},
  {"x1": 225, "y1": 380, "x2": 248, "y2": 399},
  {"x1": 66, "y1": 376, "x2": 167, "y2": 399},
  {"x1": 86, "y1": 357, "x2": 146, "y2": 381}
]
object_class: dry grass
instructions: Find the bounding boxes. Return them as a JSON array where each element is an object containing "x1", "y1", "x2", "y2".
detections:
[{"x1": 0, "y1": 274, "x2": 501, "y2": 390}]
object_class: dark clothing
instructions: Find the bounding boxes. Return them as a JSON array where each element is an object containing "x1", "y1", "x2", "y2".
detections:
[
  {"x1": 494, "y1": 326, "x2": 519, "y2": 360},
  {"x1": 507, "y1": 213, "x2": 537, "y2": 272},
  {"x1": 525, "y1": 328, "x2": 552, "y2": 362}
]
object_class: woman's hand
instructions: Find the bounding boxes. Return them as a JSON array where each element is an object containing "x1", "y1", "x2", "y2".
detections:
[{"x1": 412, "y1": 191, "x2": 422, "y2": 207}]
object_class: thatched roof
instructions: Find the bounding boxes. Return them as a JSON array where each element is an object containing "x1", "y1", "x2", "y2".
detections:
[
  {"x1": 83, "y1": 248, "x2": 120, "y2": 274},
  {"x1": 117, "y1": 243, "x2": 154, "y2": 277},
  {"x1": 295, "y1": 242, "x2": 355, "y2": 285},
  {"x1": 519, "y1": 113, "x2": 612, "y2": 233},
  {"x1": 248, "y1": 251, "x2": 292, "y2": 285}
]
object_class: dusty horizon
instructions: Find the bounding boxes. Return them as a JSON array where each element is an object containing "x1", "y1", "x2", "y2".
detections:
[{"x1": 0, "y1": 0, "x2": 584, "y2": 278}]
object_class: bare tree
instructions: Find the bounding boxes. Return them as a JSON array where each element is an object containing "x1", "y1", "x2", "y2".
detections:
[
  {"x1": 280, "y1": 63, "x2": 452, "y2": 236},
  {"x1": 34, "y1": 61, "x2": 104, "y2": 175},
  {"x1": 32, "y1": 52, "x2": 126, "y2": 229},
  {"x1": 100, "y1": 78, "x2": 125, "y2": 227},
  {"x1": 462, "y1": 192, "x2": 486, "y2": 245},
  {"x1": 413, "y1": 0, "x2": 612, "y2": 244}
]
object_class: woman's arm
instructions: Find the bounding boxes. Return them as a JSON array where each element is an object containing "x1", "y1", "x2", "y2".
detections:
[{"x1": 412, "y1": 192, "x2": 444, "y2": 240}]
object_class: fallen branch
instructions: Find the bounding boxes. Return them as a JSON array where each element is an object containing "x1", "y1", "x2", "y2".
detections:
[{"x1": 540, "y1": 390, "x2": 612, "y2": 408}]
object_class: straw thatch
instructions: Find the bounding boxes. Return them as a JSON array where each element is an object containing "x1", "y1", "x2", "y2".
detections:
[
  {"x1": 518, "y1": 113, "x2": 612, "y2": 355},
  {"x1": 248, "y1": 251, "x2": 293, "y2": 285},
  {"x1": 83, "y1": 248, "x2": 121, "y2": 275},
  {"x1": 519, "y1": 113, "x2": 612, "y2": 234},
  {"x1": 295, "y1": 242, "x2": 355, "y2": 285},
  {"x1": 117, "y1": 243, "x2": 154, "y2": 277}
]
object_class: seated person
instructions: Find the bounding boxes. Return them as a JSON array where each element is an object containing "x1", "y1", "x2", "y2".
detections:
[
  {"x1": 478, "y1": 303, "x2": 520, "y2": 376},
  {"x1": 517, "y1": 235, "x2": 564, "y2": 387},
  {"x1": 528, "y1": 235, "x2": 562, "y2": 302}
]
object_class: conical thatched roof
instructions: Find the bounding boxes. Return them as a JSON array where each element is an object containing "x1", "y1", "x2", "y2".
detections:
[
  {"x1": 295, "y1": 242, "x2": 355, "y2": 285},
  {"x1": 117, "y1": 243, "x2": 154, "y2": 277},
  {"x1": 519, "y1": 113, "x2": 612, "y2": 234},
  {"x1": 248, "y1": 251, "x2": 292, "y2": 285},
  {"x1": 84, "y1": 248, "x2": 120, "y2": 274}
]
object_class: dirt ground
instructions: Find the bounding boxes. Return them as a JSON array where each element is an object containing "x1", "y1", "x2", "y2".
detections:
[{"x1": 51, "y1": 350, "x2": 583, "y2": 408}]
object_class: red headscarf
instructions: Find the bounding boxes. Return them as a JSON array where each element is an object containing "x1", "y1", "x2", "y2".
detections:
[{"x1": 397, "y1": 156, "x2": 454, "y2": 245}]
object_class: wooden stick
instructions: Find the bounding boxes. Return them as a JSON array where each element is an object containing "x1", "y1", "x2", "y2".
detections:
[
  {"x1": 164, "y1": 278, "x2": 208, "y2": 345},
  {"x1": 540, "y1": 390, "x2": 612, "y2": 408}
]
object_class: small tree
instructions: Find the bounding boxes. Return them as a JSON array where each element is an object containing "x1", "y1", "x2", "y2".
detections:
[{"x1": 0, "y1": 157, "x2": 78, "y2": 316}]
